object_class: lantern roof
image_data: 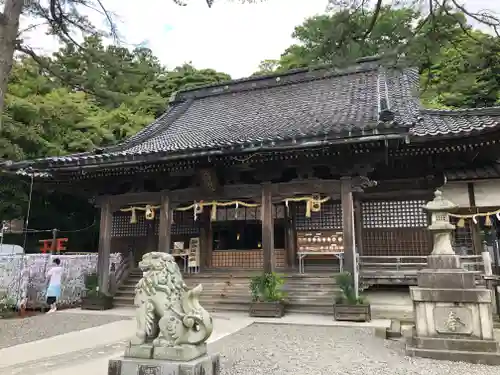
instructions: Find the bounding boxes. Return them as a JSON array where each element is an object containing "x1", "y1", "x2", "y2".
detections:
[{"x1": 423, "y1": 190, "x2": 458, "y2": 213}]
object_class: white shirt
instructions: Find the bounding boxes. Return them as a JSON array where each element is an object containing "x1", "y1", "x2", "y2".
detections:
[{"x1": 46, "y1": 266, "x2": 63, "y2": 286}]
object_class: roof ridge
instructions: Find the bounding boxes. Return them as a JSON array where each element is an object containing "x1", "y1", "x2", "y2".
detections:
[
  {"x1": 422, "y1": 107, "x2": 500, "y2": 116},
  {"x1": 170, "y1": 57, "x2": 389, "y2": 104}
]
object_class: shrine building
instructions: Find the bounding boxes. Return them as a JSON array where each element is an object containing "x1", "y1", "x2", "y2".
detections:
[{"x1": 4, "y1": 56, "x2": 500, "y2": 297}]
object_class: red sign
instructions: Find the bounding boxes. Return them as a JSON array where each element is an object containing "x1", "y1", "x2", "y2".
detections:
[{"x1": 39, "y1": 238, "x2": 68, "y2": 253}]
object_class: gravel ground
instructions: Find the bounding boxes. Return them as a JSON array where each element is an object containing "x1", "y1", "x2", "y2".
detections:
[
  {"x1": 210, "y1": 323, "x2": 500, "y2": 375},
  {"x1": 0, "y1": 313, "x2": 129, "y2": 349}
]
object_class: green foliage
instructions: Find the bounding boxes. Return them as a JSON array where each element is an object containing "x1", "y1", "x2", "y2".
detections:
[
  {"x1": 0, "y1": 290, "x2": 16, "y2": 315},
  {"x1": 151, "y1": 63, "x2": 231, "y2": 98},
  {"x1": 255, "y1": 6, "x2": 500, "y2": 110},
  {"x1": 0, "y1": 40, "x2": 232, "y2": 251},
  {"x1": 84, "y1": 273, "x2": 99, "y2": 297},
  {"x1": 249, "y1": 272, "x2": 286, "y2": 302},
  {"x1": 334, "y1": 272, "x2": 365, "y2": 305}
]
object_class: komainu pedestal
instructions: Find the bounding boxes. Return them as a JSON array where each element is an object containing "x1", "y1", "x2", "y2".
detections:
[
  {"x1": 108, "y1": 252, "x2": 221, "y2": 375},
  {"x1": 406, "y1": 191, "x2": 500, "y2": 365}
]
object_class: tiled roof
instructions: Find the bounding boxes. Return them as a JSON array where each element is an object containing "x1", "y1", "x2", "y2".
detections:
[
  {"x1": 411, "y1": 107, "x2": 500, "y2": 137},
  {"x1": 445, "y1": 164, "x2": 500, "y2": 181},
  {"x1": 4, "y1": 57, "x2": 500, "y2": 172}
]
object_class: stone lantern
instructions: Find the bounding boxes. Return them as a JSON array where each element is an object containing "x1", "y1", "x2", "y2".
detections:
[
  {"x1": 423, "y1": 190, "x2": 457, "y2": 256},
  {"x1": 406, "y1": 190, "x2": 500, "y2": 365}
]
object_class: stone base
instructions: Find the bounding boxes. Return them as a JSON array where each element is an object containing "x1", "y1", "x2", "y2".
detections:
[
  {"x1": 417, "y1": 269, "x2": 476, "y2": 289},
  {"x1": 125, "y1": 343, "x2": 207, "y2": 361},
  {"x1": 406, "y1": 337, "x2": 500, "y2": 365},
  {"x1": 153, "y1": 343, "x2": 207, "y2": 361},
  {"x1": 108, "y1": 353, "x2": 221, "y2": 375}
]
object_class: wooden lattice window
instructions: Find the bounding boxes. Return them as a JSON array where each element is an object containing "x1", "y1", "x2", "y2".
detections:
[
  {"x1": 111, "y1": 212, "x2": 148, "y2": 237},
  {"x1": 362, "y1": 200, "x2": 427, "y2": 228},
  {"x1": 215, "y1": 205, "x2": 285, "y2": 221},
  {"x1": 361, "y1": 200, "x2": 430, "y2": 256},
  {"x1": 295, "y1": 202, "x2": 342, "y2": 231},
  {"x1": 170, "y1": 211, "x2": 200, "y2": 235}
]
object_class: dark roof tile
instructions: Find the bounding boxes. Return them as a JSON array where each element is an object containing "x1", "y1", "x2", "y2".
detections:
[
  {"x1": 412, "y1": 107, "x2": 500, "y2": 136},
  {"x1": 6, "y1": 58, "x2": 500, "y2": 170}
]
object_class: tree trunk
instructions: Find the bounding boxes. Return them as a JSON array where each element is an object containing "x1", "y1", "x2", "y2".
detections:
[{"x1": 0, "y1": 0, "x2": 24, "y2": 129}]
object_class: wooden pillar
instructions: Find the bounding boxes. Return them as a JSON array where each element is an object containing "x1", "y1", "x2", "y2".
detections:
[
  {"x1": 145, "y1": 219, "x2": 156, "y2": 253},
  {"x1": 341, "y1": 177, "x2": 355, "y2": 277},
  {"x1": 290, "y1": 203, "x2": 298, "y2": 269},
  {"x1": 261, "y1": 183, "x2": 274, "y2": 273},
  {"x1": 468, "y1": 183, "x2": 483, "y2": 254},
  {"x1": 158, "y1": 194, "x2": 172, "y2": 253},
  {"x1": 206, "y1": 220, "x2": 214, "y2": 268},
  {"x1": 353, "y1": 197, "x2": 364, "y2": 255},
  {"x1": 284, "y1": 203, "x2": 296, "y2": 269},
  {"x1": 199, "y1": 209, "x2": 212, "y2": 270},
  {"x1": 97, "y1": 197, "x2": 112, "y2": 294}
]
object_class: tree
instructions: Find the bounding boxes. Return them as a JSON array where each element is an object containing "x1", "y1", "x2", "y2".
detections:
[
  {"x1": 256, "y1": 5, "x2": 500, "y2": 109},
  {"x1": 420, "y1": 32, "x2": 500, "y2": 108},
  {"x1": 151, "y1": 63, "x2": 231, "y2": 99},
  {"x1": 0, "y1": 0, "x2": 258, "y2": 129}
]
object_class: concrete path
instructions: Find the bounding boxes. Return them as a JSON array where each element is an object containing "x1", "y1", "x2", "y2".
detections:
[{"x1": 0, "y1": 308, "x2": 391, "y2": 375}]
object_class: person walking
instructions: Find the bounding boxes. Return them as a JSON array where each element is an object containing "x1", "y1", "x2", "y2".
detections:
[{"x1": 45, "y1": 258, "x2": 63, "y2": 313}]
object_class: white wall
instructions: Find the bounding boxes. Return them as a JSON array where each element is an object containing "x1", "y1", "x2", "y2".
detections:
[
  {"x1": 473, "y1": 180, "x2": 500, "y2": 207},
  {"x1": 440, "y1": 182, "x2": 469, "y2": 207},
  {"x1": 441, "y1": 180, "x2": 500, "y2": 208}
]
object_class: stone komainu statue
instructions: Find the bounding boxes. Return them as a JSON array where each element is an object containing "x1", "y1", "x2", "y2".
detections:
[{"x1": 128, "y1": 252, "x2": 213, "y2": 361}]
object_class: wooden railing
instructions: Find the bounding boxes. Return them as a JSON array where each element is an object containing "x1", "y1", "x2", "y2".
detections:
[
  {"x1": 108, "y1": 250, "x2": 134, "y2": 295},
  {"x1": 358, "y1": 254, "x2": 486, "y2": 285}
]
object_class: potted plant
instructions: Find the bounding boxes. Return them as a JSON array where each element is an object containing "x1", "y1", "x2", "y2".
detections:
[
  {"x1": 249, "y1": 272, "x2": 286, "y2": 318},
  {"x1": 81, "y1": 273, "x2": 113, "y2": 310},
  {"x1": 0, "y1": 291, "x2": 16, "y2": 319},
  {"x1": 333, "y1": 272, "x2": 371, "y2": 322}
]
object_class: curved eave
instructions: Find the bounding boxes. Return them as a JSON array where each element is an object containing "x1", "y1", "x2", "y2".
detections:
[{"x1": 4, "y1": 127, "x2": 410, "y2": 173}]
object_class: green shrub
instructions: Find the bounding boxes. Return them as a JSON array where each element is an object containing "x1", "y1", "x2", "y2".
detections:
[
  {"x1": 84, "y1": 272, "x2": 99, "y2": 297},
  {"x1": 334, "y1": 272, "x2": 366, "y2": 305},
  {"x1": 249, "y1": 272, "x2": 286, "y2": 302},
  {"x1": 0, "y1": 291, "x2": 16, "y2": 315}
]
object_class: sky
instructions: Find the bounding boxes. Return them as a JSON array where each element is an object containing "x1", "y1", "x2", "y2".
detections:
[{"x1": 19, "y1": 0, "x2": 500, "y2": 79}]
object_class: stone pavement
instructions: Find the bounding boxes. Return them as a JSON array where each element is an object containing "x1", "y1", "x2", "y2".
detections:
[{"x1": 0, "y1": 308, "x2": 391, "y2": 375}]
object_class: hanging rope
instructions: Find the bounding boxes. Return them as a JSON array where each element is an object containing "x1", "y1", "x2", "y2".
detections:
[{"x1": 449, "y1": 209, "x2": 500, "y2": 227}]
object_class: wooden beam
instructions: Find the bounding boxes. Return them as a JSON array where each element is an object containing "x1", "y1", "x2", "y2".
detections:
[
  {"x1": 341, "y1": 177, "x2": 355, "y2": 278},
  {"x1": 157, "y1": 194, "x2": 172, "y2": 253},
  {"x1": 169, "y1": 179, "x2": 344, "y2": 204},
  {"x1": 96, "y1": 191, "x2": 162, "y2": 209},
  {"x1": 261, "y1": 183, "x2": 274, "y2": 273},
  {"x1": 97, "y1": 197, "x2": 112, "y2": 294}
]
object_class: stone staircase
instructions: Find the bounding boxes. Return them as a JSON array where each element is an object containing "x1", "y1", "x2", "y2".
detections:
[{"x1": 114, "y1": 269, "x2": 339, "y2": 315}]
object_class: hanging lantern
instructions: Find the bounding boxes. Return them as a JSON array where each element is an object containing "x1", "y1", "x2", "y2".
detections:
[
  {"x1": 211, "y1": 202, "x2": 217, "y2": 221},
  {"x1": 485, "y1": 215, "x2": 492, "y2": 227},
  {"x1": 456, "y1": 218, "x2": 465, "y2": 228},
  {"x1": 194, "y1": 202, "x2": 203, "y2": 221},
  {"x1": 145, "y1": 205, "x2": 155, "y2": 220},
  {"x1": 311, "y1": 193, "x2": 321, "y2": 212},
  {"x1": 305, "y1": 200, "x2": 312, "y2": 218},
  {"x1": 130, "y1": 208, "x2": 137, "y2": 224}
]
